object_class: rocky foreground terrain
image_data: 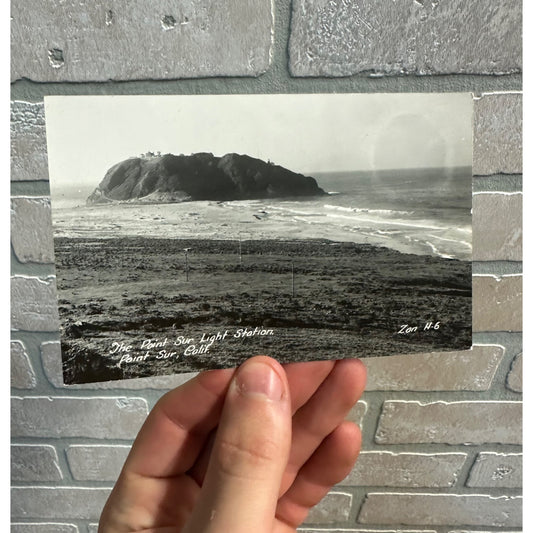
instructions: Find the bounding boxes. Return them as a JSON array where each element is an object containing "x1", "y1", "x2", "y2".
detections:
[{"x1": 54, "y1": 237, "x2": 472, "y2": 384}]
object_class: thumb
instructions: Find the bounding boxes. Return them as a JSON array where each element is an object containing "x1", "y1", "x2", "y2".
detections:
[{"x1": 183, "y1": 356, "x2": 291, "y2": 533}]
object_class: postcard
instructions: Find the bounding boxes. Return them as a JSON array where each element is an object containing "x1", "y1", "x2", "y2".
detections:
[{"x1": 44, "y1": 94, "x2": 473, "y2": 384}]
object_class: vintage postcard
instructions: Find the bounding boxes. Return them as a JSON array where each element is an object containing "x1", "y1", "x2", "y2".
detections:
[{"x1": 45, "y1": 94, "x2": 473, "y2": 384}]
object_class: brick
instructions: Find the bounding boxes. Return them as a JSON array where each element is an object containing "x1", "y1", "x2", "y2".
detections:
[
  {"x1": 466, "y1": 452, "x2": 522, "y2": 488},
  {"x1": 11, "y1": 276, "x2": 60, "y2": 332},
  {"x1": 305, "y1": 492, "x2": 352, "y2": 524},
  {"x1": 448, "y1": 530, "x2": 521, "y2": 533},
  {"x1": 362, "y1": 345, "x2": 504, "y2": 392},
  {"x1": 10, "y1": 101, "x2": 49, "y2": 181},
  {"x1": 473, "y1": 194, "x2": 522, "y2": 261},
  {"x1": 289, "y1": 0, "x2": 521, "y2": 77},
  {"x1": 375, "y1": 401, "x2": 522, "y2": 445},
  {"x1": 11, "y1": 0, "x2": 273, "y2": 82},
  {"x1": 11, "y1": 445, "x2": 63, "y2": 482},
  {"x1": 473, "y1": 275, "x2": 522, "y2": 332},
  {"x1": 347, "y1": 400, "x2": 367, "y2": 428},
  {"x1": 339, "y1": 452, "x2": 466, "y2": 488},
  {"x1": 11, "y1": 340, "x2": 36, "y2": 389},
  {"x1": 299, "y1": 530, "x2": 437, "y2": 533},
  {"x1": 473, "y1": 93, "x2": 523, "y2": 175},
  {"x1": 11, "y1": 197, "x2": 55, "y2": 264},
  {"x1": 12, "y1": 524, "x2": 79, "y2": 533},
  {"x1": 11, "y1": 396, "x2": 148, "y2": 439},
  {"x1": 67, "y1": 445, "x2": 130, "y2": 481},
  {"x1": 506, "y1": 352, "x2": 523, "y2": 392},
  {"x1": 11, "y1": 487, "x2": 111, "y2": 520},
  {"x1": 358, "y1": 493, "x2": 522, "y2": 527},
  {"x1": 40, "y1": 340, "x2": 197, "y2": 389}
]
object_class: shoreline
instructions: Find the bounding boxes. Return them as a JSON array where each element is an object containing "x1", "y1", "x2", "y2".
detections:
[
  {"x1": 54, "y1": 235, "x2": 469, "y2": 261},
  {"x1": 51, "y1": 194, "x2": 472, "y2": 261}
]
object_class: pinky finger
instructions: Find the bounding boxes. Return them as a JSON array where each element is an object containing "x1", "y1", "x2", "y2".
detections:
[{"x1": 275, "y1": 421, "x2": 362, "y2": 530}]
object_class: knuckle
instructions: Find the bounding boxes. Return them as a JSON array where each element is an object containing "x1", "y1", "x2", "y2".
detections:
[{"x1": 216, "y1": 433, "x2": 279, "y2": 479}]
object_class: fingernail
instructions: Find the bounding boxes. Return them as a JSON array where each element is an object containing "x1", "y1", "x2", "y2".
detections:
[{"x1": 235, "y1": 361, "x2": 284, "y2": 401}]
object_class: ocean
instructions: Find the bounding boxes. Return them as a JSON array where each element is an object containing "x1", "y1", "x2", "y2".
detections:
[{"x1": 50, "y1": 167, "x2": 472, "y2": 261}]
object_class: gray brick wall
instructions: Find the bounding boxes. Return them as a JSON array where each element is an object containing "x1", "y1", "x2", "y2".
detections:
[
  {"x1": 466, "y1": 452, "x2": 523, "y2": 489},
  {"x1": 358, "y1": 493, "x2": 522, "y2": 527},
  {"x1": 288, "y1": 0, "x2": 521, "y2": 77},
  {"x1": 11, "y1": 0, "x2": 274, "y2": 81},
  {"x1": 11, "y1": 445, "x2": 63, "y2": 482},
  {"x1": 10, "y1": 1, "x2": 522, "y2": 532},
  {"x1": 11, "y1": 397, "x2": 149, "y2": 439},
  {"x1": 11, "y1": 341, "x2": 37, "y2": 389}
]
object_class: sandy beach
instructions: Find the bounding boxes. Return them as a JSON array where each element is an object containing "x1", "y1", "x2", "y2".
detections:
[{"x1": 53, "y1": 236, "x2": 472, "y2": 384}]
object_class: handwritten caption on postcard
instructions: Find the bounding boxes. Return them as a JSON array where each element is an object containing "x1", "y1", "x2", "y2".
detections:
[
  {"x1": 109, "y1": 326, "x2": 275, "y2": 366},
  {"x1": 396, "y1": 321, "x2": 441, "y2": 335}
]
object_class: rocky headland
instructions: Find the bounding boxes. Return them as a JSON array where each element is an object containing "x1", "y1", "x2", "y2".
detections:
[{"x1": 87, "y1": 152, "x2": 326, "y2": 205}]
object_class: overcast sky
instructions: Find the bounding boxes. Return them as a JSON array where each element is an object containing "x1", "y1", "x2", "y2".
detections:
[{"x1": 45, "y1": 93, "x2": 472, "y2": 188}]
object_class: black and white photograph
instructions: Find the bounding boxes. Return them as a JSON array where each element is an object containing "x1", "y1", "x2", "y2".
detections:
[{"x1": 45, "y1": 94, "x2": 473, "y2": 385}]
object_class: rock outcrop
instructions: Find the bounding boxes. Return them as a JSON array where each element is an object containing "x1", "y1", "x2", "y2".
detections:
[{"x1": 87, "y1": 152, "x2": 326, "y2": 204}]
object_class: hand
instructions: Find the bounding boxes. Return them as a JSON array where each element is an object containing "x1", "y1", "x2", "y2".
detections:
[{"x1": 99, "y1": 356, "x2": 366, "y2": 532}]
